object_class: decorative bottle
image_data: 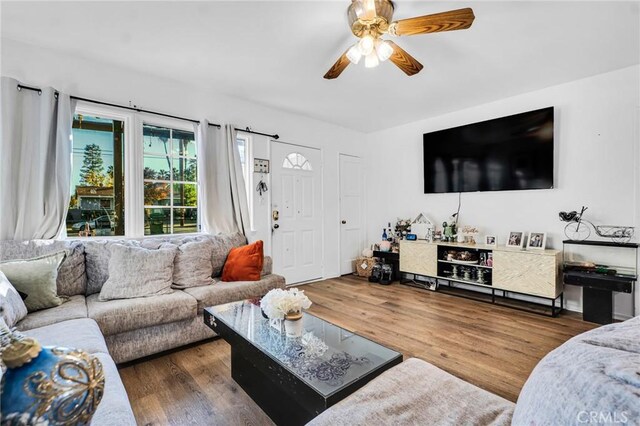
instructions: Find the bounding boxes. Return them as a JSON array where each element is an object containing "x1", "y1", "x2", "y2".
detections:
[{"x1": 382, "y1": 228, "x2": 387, "y2": 240}]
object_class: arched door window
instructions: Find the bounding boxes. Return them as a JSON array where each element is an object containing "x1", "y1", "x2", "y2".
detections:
[{"x1": 282, "y1": 152, "x2": 313, "y2": 171}]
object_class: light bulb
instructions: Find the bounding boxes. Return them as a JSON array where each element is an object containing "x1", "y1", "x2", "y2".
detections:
[
  {"x1": 365, "y1": 52, "x2": 380, "y2": 68},
  {"x1": 358, "y1": 35, "x2": 375, "y2": 56},
  {"x1": 375, "y1": 39, "x2": 394, "y2": 62},
  {"x1": 346, "y1": 44, "x2": 362, "y2": 64}
]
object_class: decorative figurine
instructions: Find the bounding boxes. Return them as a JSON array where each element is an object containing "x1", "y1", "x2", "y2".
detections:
[
  {"x1": 463, "y1": 267, "x2": 472, "y2": 281},
  {"x1": 443, "y1": 222, "x2": 454, "y2": 242},
  {"x1": 477, "y1": 268, "x2": 486, "y2": 284}
]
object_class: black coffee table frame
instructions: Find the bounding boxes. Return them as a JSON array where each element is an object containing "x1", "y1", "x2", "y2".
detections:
[{"x1": 204, "y1": 309, "x2": 402, "y2": 426}]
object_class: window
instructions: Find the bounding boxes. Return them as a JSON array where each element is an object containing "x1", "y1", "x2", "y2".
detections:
[
  {"x1": 236, "y1": 134, "x2": 253, "y2": 230},
  {"x1": 282, "y1": 152, "x2": 312, "y2": 170},
  {"x1": 67, "y1": 104, "x2": 203, "y2": 238},
  {"x1": 67, "y1": 113, "x2": 125, "y2": 237},
  {"x1": 143, "y1": 124, "x2": 198, "y2": 235}
]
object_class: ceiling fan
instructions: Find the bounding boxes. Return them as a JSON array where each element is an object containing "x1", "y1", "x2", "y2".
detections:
[{"x1": 324, "y1": 0, "x2": 475, "y2": 79}]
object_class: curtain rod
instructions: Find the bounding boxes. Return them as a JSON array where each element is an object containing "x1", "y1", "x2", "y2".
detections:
[
  {"x1": 17, "y1": 83, "x2": 217, "y2": 127},
  {"x1": 16, "y1": 84, "x2": 280, "y2": 139}
]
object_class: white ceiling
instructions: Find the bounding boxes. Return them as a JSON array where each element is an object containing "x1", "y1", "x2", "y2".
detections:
[{"x1": 2, "y1": 1, "x2": 639, "y2": 133}]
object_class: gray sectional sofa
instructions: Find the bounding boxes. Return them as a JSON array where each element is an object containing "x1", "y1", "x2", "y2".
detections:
[{"x1": 1, "y1": 232, "x2": 285, "y2": 425}]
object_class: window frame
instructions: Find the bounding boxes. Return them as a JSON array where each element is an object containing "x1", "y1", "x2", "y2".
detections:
[
  {"x1": 140, "y1": 114, "x2": 200, "y2": 236},
  {"x1": 71, "y1": 102, "x2": 134, "y2": 238}
]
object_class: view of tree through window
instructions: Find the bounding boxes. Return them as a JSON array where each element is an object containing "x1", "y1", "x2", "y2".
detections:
[
  {"x1": 143, "y1": 124, "x2": 198, "y2": 234},
  {"x1": 67, "y1": 114, "x2": 124, "y2": 236}
]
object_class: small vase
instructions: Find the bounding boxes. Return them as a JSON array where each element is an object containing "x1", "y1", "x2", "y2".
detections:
[{"x1": 284, "y1": 312, "x2": 303, "y2": 338}]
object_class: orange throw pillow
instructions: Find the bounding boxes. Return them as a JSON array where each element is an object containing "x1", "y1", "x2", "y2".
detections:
[{"x1": 221, "y1": 240, "x2": 264, "y2": 282}]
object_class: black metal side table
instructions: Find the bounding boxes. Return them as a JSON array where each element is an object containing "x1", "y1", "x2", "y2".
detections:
[{"x1": 562, "y1": 240, "x2": 637, "y2": 324}]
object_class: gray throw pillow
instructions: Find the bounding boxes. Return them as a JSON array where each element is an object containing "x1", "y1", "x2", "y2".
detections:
[
  {"x1": 0, "y1": 271, "x2": 28, "y2": 327},
  {"x1": 99, "y1": 244, "x2": 177, "y2": 301},
  {"x1": 0, "y1": 251, "x2": 67, "y2": 312},
  {"x1": 165, "y1": 239, "x2": 214, "y2": 289}
]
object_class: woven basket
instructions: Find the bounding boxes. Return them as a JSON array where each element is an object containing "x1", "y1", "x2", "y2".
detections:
[{"x1": 355, "y1": 257, "x2": 376, "y2": 277}]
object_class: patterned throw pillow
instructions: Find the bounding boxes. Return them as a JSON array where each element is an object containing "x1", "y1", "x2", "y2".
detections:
[
  {"x1": 0, "y1": 271, "x2": 28, "y2": 327},
  {"x1": 99, "y1": 244, "x2": 177, "y2": 301},
  {"x1": 165, "y1": 239, "x2": 214, "y2": 289},
  {"x1": 0, "y1": 252, "x2": 67, "y2": 312}
]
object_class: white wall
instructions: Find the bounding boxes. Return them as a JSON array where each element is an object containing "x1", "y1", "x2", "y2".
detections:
[
  {"x1": 365, "y1": 65, "x2": 640, "y2": 318},
  {"x1": 1, "y1": 38, "x2": 366, "y2": 280}
]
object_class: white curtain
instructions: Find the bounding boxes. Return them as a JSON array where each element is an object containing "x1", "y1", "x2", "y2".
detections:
[
  {"x1": 196, "y1": 121, "x2": 250, "y2": 235},
  {"x1": 0, "y1": 77, "x2": 76, "y2": 240}
]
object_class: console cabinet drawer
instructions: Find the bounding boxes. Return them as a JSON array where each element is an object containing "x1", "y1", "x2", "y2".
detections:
[
  {"x1": 493, "y1": 251, "x2": 560, "y2": 298},
  {"x1": 399, "y1": 242, "x2": 437, "y2": 277}
]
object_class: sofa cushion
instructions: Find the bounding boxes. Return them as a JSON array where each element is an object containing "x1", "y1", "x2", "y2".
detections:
[
  {"x1": 105, "y1": 316, "x2": 216, "y2": 364},
  {"x1": 0, "y1": 271, "x2": 28, "y2": 327},
  {"x1": 0, "y1": 239, "x2": 87, "y2": 296},
  {"x1": 308, "y1": 358, "x2": 514, "y2": 426},
  {"x1": 0, "y1": 251, "x2": 67, "y2": 312},
  {"x1": 91, "y1": 352, "x2": 137, "y2": 425},
  {"x1": 184, "y1": 274, "x2": 286, "y2": 313},
  {"x1": 222, "y1": 240, "x2": 264, "y2": 282},
  {"x1": 86, "y1": 291, "x2": 197, "y2": 336},
  {"x1": 209, "y1": 233, "x2": 247, "y2": 276},
  {"x1": 15, "y1": 295, "x2": 87, "y2": 331},
  {"x1": 167, "y1": 239, "x2": 214, "y2": 289},
  {"x1": 512, "y1": 316, "x2": 640, "y2": 425},
  {"x1": 23, "y1": 318, "x2": 109, "y2": 354},
  {"x1": 99, "y1": 244, "x2": 176, "y2": 301},
  {"x1": 83, "y1": 239, "x2": 140, "y2": 295},
  {"x1": 261, "y1": 256, "x2": 273, "y2": 277}
]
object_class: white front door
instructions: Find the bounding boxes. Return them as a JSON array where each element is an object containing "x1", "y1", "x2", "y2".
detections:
[
  {"x1": 271, "y1": 142, "x2": 323, "y2": 284},
  {"x1": 339, "y1": 154, "x2": 364, "y2": 275}
]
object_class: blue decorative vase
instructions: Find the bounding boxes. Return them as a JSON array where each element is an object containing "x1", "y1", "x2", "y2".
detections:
[{"x1": 1, "y1": 336, "x2": 105, "y2": 426}]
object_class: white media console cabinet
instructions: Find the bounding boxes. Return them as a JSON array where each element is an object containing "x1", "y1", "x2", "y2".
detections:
[{"x1": 399, "y1": 240, "x2": 563, "y2": 316}]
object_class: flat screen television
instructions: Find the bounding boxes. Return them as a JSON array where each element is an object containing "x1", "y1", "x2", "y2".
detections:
[{"x1": 423, "y1": 107, "x2": 554, "y2": 194}]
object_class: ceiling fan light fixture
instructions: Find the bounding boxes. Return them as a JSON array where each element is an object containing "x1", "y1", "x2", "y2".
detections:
[
  {"x1": 358, "y1": 35, "x2": 375, "y2": 56},
  {"x1": 364, "y1": 51, "x2": 380, "y2": 68},
  {"x1": 346, "y1": 44, "x2": 363, "y2": 64},
  {"x1": 375, "y1": 39, "x2": 394, "y2": 61}
]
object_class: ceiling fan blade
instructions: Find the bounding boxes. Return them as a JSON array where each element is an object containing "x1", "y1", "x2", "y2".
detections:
[
  {"x1": 389, "y1": 8, "x2": 475, "y2": 37},
  {"x1": 324, "y1": 50, "x2": 351, "y2": 79},
  {"x1": 388, "y1": 41, "x2": 423, "y2": 76}
]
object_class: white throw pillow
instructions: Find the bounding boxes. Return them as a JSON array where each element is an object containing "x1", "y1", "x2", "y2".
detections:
[
  {"x1": 0, "y1": 271, "x2": 28, "y2": 328},
  {"x1": 99, "y1": 244, "x2": 177, "y2": 301}
]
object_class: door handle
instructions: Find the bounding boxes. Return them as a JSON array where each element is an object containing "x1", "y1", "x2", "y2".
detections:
[{"x1": 341, "y1": 220, "x2": 347, "y2": 224}]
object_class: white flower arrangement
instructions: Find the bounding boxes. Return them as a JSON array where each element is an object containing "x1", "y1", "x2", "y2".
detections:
[{"x1": 260, "y1": 288, "x2": 312, "y2": 320}]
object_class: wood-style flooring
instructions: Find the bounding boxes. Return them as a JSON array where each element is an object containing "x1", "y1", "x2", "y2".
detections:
[{"x1": 118, "y1": 276, "x2": 597, "y2": 425}]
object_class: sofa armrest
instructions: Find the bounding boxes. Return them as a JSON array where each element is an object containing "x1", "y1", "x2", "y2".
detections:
[{"x1": 261, "y1": 256, "x2": 273, "y2": 276}]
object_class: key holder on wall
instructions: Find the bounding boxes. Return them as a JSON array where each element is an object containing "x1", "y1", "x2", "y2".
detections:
[{"x1": 254, "y1": 158, "x2": 270, "y2": 203}]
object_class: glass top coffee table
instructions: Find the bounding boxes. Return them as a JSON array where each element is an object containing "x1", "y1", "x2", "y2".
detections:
[{"x1": 204, "y1": 300, "x2": 402, "y2": 426}]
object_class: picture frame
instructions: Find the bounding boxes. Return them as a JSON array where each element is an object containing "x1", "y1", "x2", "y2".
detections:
[
  {"x1": 485, "y1": 235, "x2": 497, "y2": 247},
  {"x1": 506, "y1": 231, "x2": 525, "y2": 249},
  {"x1": 526, "y1": 232, "x2": 547, "y2": 250}
]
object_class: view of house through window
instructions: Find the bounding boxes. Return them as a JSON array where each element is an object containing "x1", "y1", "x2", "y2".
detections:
[
  {"x1": 143, "y1": 124, "x2": 198, "y2": 234},
  {"x1": 67, "y1": 114, "x2": 125, "y2": 236}
]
